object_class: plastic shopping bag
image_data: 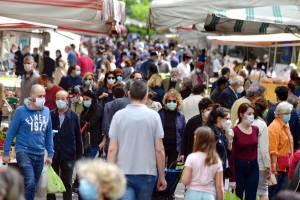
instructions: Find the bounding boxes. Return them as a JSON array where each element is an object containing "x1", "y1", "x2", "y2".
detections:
[
  {"x1": 35, "y1": 165, "x2": 48, "y2": 199},
  {"x1": 224, "y1": 192, "x2": 241, "y2": 200},
  {"x1": 47, "y1": 166, "x2": 66, "y2": 194}
]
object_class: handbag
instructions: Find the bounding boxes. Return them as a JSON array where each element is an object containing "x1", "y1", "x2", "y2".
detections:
[
  {"x1": 277, "y1": 155, "x2": 290, "y2": 170},
  {"x1": 47, "y1": 166, "x2": 66, "y2": 194},
  {"x1": 80, "y1": 122, "x2": 91, "y2": 149}
]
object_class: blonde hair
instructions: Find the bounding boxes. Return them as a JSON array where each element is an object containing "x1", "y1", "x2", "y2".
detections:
[
  {"x1": 163, "y1": 89, "x2": 183, "y2": 109},
  {"x1": 148, "y1": 74, "x2": 162, "y2": 88},
  {"x1": 193, "y1": 126, "x2": 219, "y2": 166},
  {"x1": 76, "y1": 159, "x2": 126, "y2": 199}
]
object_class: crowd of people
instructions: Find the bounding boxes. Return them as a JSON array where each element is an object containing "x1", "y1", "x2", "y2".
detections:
[{"x1": 1, "y1": 36, "x2": 300, "y2": 200}]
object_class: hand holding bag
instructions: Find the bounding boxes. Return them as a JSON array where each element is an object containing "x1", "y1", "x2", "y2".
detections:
[{"x1": 47, "y1": 166, "x2": 66, "y2": 194}]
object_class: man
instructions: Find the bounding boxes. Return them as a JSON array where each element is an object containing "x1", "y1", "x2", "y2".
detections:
[
  {"x1": 177, "y1": 53, "x2": 192, "y2": 80},
  {"x1": 108, "y1": 80, "x2": 167, "y2": 199},
  {"x1": 169, "y1": 50, "x2": 179, "y2": 68},
  {"x1": 43, "y1": 50, "x2": 55, "y2": 78},
  {"x1": 15, "y1": 45, "x2": 30, "y2": 76},
  {"x1": 231, "y1": 84, "x2": 266, "y2": 124},
  {"x1": 65, "y1": 46, "x2": 77, "y2": 67},
  {"x1": 19, "y1": 55, "x2": 40, "y2": 105},
  {"x1": 211, "y1": 67, "x2": 230, "y2": 91},
  {"x1": 162, "y1": 68, "x2": 182, "y2": 93},
  {"x1": 182, "y1": 84, "x2": 206, "y2": 122},
  {"x1": 218, "y1": 75, "x2": 244, "y2": 109},
  {"x1": 212, "y1": 52, "x2": 222, "y2": 77},
  {"x1": 100, "y1": 82, "x2": 130, "y2": 153},
  {"x1": 140, "y1": 51, "x2": 158, "y2": 79},
  {"x1": 3, "y1": 84, "x2": 54, "y2": 200},
  {"x1": 267, "y1": 86, "x2": 300, "y2": 149},
  {"x1": 38, "y1": 74, "x2": 62, "y2": 110},
  {"x1": 77, "y1": 48, "x2": 95, "y2": 77},
  {"x1": 70, "y1": 44, "x2": 80, "y2": 59},
  {"x1": 130, "y1": 71, "x2": 143, "y2": 80},
  {"x1": 210, "y1": 76, "x2": 228, "y2": 103},
  {"x1": 48, "y1": 90, "x2": 83, "y2": 200}
]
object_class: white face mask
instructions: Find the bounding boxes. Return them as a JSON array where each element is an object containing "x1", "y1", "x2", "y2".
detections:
[
  {"x1": 121, "y1": 62, "x2": 126, "y2": 68},
  {"x1": 59, "y1": 62, "x2": 64, "y2": 67},
  {"x1": 24, "y1": 64, "x2": 32, "y2": 72},
  {"x1": 203, "y1": 110, "x2": 211, "y2": 119},
  {"x1": 107, "y1": 78, "x2": 116, "y2": 85},
  {"x1": 35, "y1": 97, "x2": 45, "y2": 108},
  {"x1": 223, "y1": 120, "x2": 232, "y2": 130},
  {"x1": 245, "y1": 114, "x2": 255, "y2": 125},
  {"x1": 236, "y1": 86, "x2": 244, "y2": 94}
]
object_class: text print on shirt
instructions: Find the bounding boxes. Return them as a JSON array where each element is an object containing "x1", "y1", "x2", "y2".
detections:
[{"x1": 25, "y1": 114, "x2": 49, "y2": 132}]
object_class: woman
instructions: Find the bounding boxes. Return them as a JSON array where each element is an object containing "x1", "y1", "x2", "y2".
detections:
[
  {"x1": 231, "y1": 103, "x2": 259, "y2": 200},
  {"x1": 53, "y1": 58, "x2": 67, "y2": 85},
  {"x1": 253, "y1": 98, "x2": 271, "y2": 200},
  {"x1": 55, "y1": 49, "x2": 62, "y2": 67},
  {"x1": 59, "y1": 65, "x2": 82, "y2": 91},
  {"x1": 146, "y1": 89, "x2": 162, "y2": 112},
  {"x1": 191, "y1": 61, "x2": 209, "y2": 87},
  {"x1": 207, "y1": 105, "x2": 231, "y2": 174},
  {"x1": 114, "y1": 68, "x2": 124, "y2": 82},
  {"x1": 181, "y1": 98, "x2": 214, "y2": 159},
  {"x1": 82, "y1": 72, "x2": 98, "y2": 93},
  {"x1": 97, "y1": 71, "x2": 116, "y2": 107},
  {"x1": 122, "y1": 58, "x2": 134, "y2": 82},
  {"x1": 80, "y1": 90, "x2": 103, "y2": 157},
  {"x1": 268, "y1": 101, "x2": 294, "y2": 199},
  {"x1": 148, "y1": 64, "x2": 164, "y2": 103},
  {"x1": 162, "y1": 68, "x2": 182, "y2": 93},
  {"x1": 98, "y1": 59, "x2": 112, "y2": 82},
  {"x1": 181, "y1": 127, "x2": 224, "y2": 200},
  {"x1": 77, "y1": 159, "x2": 126, "y2": 200},
  {"x1": 158, "y1": 89, "x2": 186, "y2": 167}
]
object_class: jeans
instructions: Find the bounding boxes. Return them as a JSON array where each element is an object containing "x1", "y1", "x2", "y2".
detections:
[
  {"x1": 89, "y1": 146, "x2": 99, "y2": 158},
  {"x1": 165, "y1": 146, "x2": 178, "y2": 168},
  {"x1": 47, "y1": 160, "x2": 75, "y2": 200},
  {"x1": 16, "y1": 152, "x2": 44, "y2": 200},
  {"x1": 235, "y1": 159, "x2": 259, "y2": 200},
  {"x1": 121, "y1": 175, "x2": 156, "y2": 200},
  {"x1": 269, "y1": 172, "x2": 288, "y2": 200},
  {"x1": 185, "y1": 190, "x2": 215, "y2": 200}
]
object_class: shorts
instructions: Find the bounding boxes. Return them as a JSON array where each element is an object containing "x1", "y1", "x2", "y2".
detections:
[
  {"x1": 257, "y1": 170, "x2": 268, "y2": 196},
  {"x1": 185, "y1": 190, "x2": 215, "y2": 200}
]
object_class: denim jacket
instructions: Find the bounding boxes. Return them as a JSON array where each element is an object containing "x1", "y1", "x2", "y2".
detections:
[{"x1": 158, "y1": 109, "x2": 186, "y2": 153}]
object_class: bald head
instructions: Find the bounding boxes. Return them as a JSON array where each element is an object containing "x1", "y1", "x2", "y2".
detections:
[
  {"x1": 56, "y1": 90, "x2": 69, "y2": 100},
  {"x1": 30, "y1": 84, "x2": 45, "y2": 98}
]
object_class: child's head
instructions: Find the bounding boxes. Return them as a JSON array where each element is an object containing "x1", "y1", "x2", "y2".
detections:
[{"x1": 193, "y1": 126, "x2": 219, "y2": 166}]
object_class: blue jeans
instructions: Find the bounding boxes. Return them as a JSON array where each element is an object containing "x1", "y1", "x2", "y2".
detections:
[
  {"x1": 16, "y1": 152, "x2": 44, "y2": 200},
  {"x1": 89, "y1": 146, "x2": 99, "y2": 158},
  {"x1": 235, "y1": 159, "x2": 259, "y2": 200},
  {"x1": 268, "y1": 172, "x2": 288, "y2": 200},
  {"x1": 121, "y1": 175, "x2": 156, "y2": 200},
  {"x1": 185, "y1": 190, "x2": 215, "y2": 200}
]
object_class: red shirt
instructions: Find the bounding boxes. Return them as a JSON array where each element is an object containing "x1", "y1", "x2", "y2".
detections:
[
  {"x1": 232, "y1": 125, "x2": 259, "y2": 160},
  {"x1": 45, "y1": 85, "x2": 62, "y2": 111},
  {"x1": 289, "y1": 150, "x2": 300, "y2": 179},
  {"x1": 77, "y1": 55, "x2": 95, "y2": 76}
]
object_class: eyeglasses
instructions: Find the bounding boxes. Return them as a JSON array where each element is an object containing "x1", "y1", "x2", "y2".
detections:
[
  {"x1": 167, "y1": 100, "x2": 177, "y2": 103},
  {"x1": 107, "y1": 77, "x2": 115, "y2": 80}
]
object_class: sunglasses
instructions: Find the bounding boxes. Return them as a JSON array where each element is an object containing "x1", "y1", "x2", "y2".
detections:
[
  {"x1": 167, "y1": 100, "x2": 177, "y2": 103},
  {"x1": 108, "y1": 77, "x2": 115, "y2": 80}
]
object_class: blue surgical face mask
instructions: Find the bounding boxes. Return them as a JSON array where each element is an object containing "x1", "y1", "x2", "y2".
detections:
[
  {"x1": 79, "y1": 179, "x2": 98, "y2": 200},
  {"x1": 282, "y1": 114, "x2": 291, "y2": 124},
  {"x1": 116, "y1": 76, "x2": 123, "y2": 81},
  {"x1": 83, "y1": 100, "x2": 92, "y2": 108},
  {"x1": 75, "y1": 70, "x2": 81, "y2": 76},
  {"x1": 56, "y1": 100, "x2": 67, "y2": 110},
  {"x1": 167, "y1": 102, "x2": 177, "y2": 111}
]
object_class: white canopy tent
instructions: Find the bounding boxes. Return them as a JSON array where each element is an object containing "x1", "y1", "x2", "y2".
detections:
[
  {"x1": 0, "y1": 0, "x2": 126, "y2": 35},
  {"x1": 150, "y1": 0, "x2": 300, "y2": 34}
]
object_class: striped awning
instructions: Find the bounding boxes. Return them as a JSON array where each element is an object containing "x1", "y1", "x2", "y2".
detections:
[
  {"x1": 150, "y1": 1, "x2": 300, "y2": 34},
  {"x1": 0, "y1": 0, "x2": 126, "y2": 35}
]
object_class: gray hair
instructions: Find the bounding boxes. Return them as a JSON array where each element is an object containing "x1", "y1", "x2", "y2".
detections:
[
  {"x1": 274, "y1": 101, "x2": 293, "y2": 117},
  {"x1": 23, "y1": 55, "x2": 34, "y2": 62},
  {"x1": 246, "y1": 84, "x2": 266, "y2": 98},
  {"x1": 0, "y1": 168, "x2": 24, "y2": 200},
  {"x1": 229, "y1": 75, "x2": 244, "y2": 85}
]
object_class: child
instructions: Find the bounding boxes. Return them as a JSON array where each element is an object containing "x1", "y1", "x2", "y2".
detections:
[{"x1": 181, "y1": 126, "x2": 224, "y2": 200}]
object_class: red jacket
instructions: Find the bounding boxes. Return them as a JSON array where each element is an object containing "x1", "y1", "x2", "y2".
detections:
[
  {"x1": 289, "y1": 150, "x2": 300, "y2": 179},
  {"x1": 77, "y1": 55, "x2": 95, "y2": 76}
]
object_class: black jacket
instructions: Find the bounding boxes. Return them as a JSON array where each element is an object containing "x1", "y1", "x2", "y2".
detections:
[
  {"x1": 80, "y1": 103, "x2": 103, "y2": 147},
  {"x1": 181, "y1": 114, "x2": 203, "y2": 158},
  {"x1": 51, "y1": 109, "x2": 83, "y2": 161},
  {"x1": 210, "y1": 126, "x2": 228, "y2": 170},
  {"x1": 218, "y1": 87, "x2": 238, "y2": 109},
  {"x1": 43, "y1": 57, "x2": 55, "y2": 78}
]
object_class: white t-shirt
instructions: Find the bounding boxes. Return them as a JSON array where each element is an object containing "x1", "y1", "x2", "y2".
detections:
[
  {"x1": 212, "y1": 58, "x2": 222, "y2": 73},
  {"x1": 185, "y1": 152, "x2": 223, "y2": 195},
  {"x1": 177, "y1": 62, "x2": 191, "y2": 80},
  {"x1": 109, "y1": 104, "x2": 164, "y2": 176}
]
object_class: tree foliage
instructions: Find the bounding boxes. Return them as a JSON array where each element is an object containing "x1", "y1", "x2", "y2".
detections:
[{"x1": 122, "y1": 0, "x2": 150, "y2": 22}]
